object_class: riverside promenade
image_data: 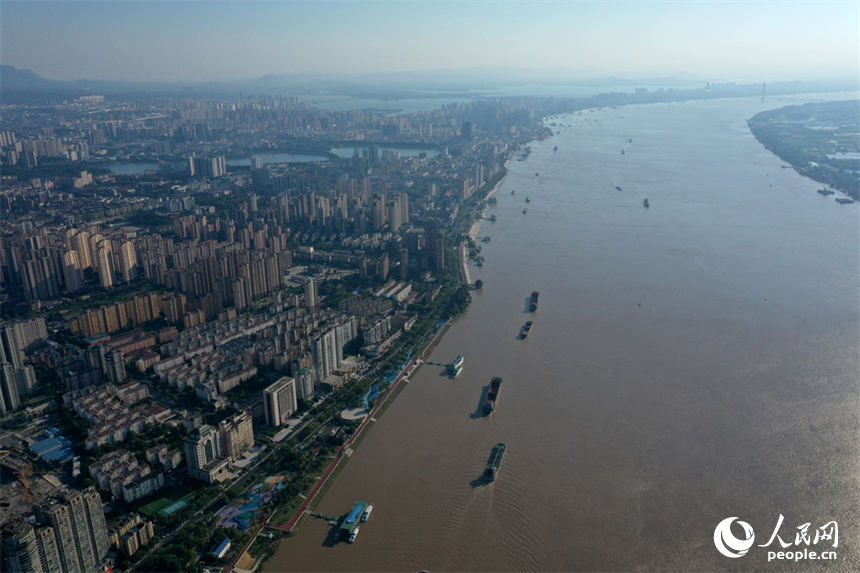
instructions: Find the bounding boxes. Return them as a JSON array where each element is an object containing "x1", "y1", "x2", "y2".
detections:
[
  {"x1": 228, "y1": 358, "x2": 420, "y2": 570},
  {"x1": 264, "y1": 353, "x2": 423, "y2": 535}
]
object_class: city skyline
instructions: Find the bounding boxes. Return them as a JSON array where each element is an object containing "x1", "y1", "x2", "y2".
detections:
[{"x1": 2, "y1": 1, "x2": 858, "y2": 85}]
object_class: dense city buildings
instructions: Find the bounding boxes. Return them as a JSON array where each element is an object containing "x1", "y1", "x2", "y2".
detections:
[{"x1": 0, "y1": 87, "x2": 554, "y2": 571}]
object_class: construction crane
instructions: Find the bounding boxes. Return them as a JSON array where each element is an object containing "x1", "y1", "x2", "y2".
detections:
[
  {"x1": 18, "y1": 465, "x2": 62, "y2": 503},
  {"x1": 19, "y1": 465, "x2": 32, "y2": 502}
]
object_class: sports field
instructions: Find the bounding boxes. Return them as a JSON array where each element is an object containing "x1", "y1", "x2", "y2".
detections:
[{"x1": 139, "y1": 485, "x2": 194, "y2": 518}]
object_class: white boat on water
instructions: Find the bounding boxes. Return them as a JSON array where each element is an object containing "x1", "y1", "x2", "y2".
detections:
[
  {"x1": 349, "y1": 526, "x2": 360, "y2": 543},
  {"x1": 361, "y1": 503, "x2": 374, "y2": 522}
]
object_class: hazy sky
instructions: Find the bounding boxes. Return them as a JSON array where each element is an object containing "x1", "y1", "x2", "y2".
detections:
[{"x1": 2, "y1": 1, "x2": 858, "y2": 84}]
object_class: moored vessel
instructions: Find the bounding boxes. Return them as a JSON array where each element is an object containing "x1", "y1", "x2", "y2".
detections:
[
  {"x1": 448, "y1": 355, "x2": 464, "y2": 378},
  {"x1": 483, "y1": 443, "x2": 506, "y2": 481},
  {"x1": 483, "y1": 377, "x2": 502, "y2": 414},
  {"x1": 337, "y1": 500, "x2": 368, "y2": 541},
  {"x1": 361, "y1": 503, "x2": 373, "y2": 522},
  {"x1": 529, "y1": 291, "x2": 539, "y2": 312}
]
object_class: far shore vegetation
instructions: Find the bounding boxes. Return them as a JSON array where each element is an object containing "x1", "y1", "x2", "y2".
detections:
[{"x1": 748, "y1": 100, "x2": 860, "y2": 200}]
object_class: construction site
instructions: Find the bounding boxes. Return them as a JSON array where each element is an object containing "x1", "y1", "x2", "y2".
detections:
[{"x1": 0, "y1": 442, "x2": 68, "y2": 528}]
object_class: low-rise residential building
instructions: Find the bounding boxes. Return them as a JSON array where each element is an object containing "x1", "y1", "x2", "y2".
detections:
[
  {"x1": 109, "y1": 513, "x2": 156, "y2": 557},
  {"x1": 121, "y1": 472, "x2": 164, "y2": 503}
]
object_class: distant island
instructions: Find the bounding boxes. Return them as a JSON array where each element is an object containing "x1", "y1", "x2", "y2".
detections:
[{"x1": 748, "y1": 100, "x2": 860, "y2": 200}]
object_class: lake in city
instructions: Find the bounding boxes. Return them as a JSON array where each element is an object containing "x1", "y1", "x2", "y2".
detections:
[
  {"x1": 109, "y1": 148, "x2": 441, "y2": 175},
  {"x1": 266, "y1": 95, "x2": 859, "y2": 572},
  {"x1": 329, "y1": 146, "x2": 441, "y2": 159}
]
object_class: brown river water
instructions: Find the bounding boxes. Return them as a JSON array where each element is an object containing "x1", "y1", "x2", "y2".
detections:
[{"x1": 266, "y1": 97, "x2": 859, "y2": 572}]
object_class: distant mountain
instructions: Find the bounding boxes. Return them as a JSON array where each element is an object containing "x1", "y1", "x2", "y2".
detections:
[
  {"x1": 0, "y1": 65, "x2": 65, "y2": 90},
  {"x1": 1, "y1": 65, "x2": 853, "y2": 104},
  {"x1": 0, "y1": 65, "x2": 217, "y2": 103}
]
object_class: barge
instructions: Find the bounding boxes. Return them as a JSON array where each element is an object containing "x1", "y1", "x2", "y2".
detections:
[
  {"x1": 483, "y1": 377, "x2": 502, "y2": 414},
  {"x1": 529, "y1": 291, "x2": 539, "y2": 312},
  {"x1": 484, "y1": 443, "x2": 506, "y2": 481},
  {"x1": 519, "y1": 321, "x2": 533, "y2": 339}
]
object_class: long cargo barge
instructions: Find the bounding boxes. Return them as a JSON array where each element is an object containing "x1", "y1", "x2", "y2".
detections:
[
  {"x1": 483, "y1": 377, "x2": 502, "y2": 414},
  {"x1": 484, "y1": 443, "x2": 506, "y2": 481}
]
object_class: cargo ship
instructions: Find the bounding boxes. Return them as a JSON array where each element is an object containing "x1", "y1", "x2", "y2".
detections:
[
  {"x1": 529, "y1": 291, "x2": 539, "y2": 312},
  {"x1": 484, "y1": 443, "x2": 506, "y2": 481},
  {"x1": 483, "y1": 377, "x2": 502, "y2": 414},
  {"x1": 448, "y1": 355, "x2": 464, "y2": 378},
  {"x1": 643, "y1": 198, "x2": 649, "y2": 208},
  {"x1": 519, "y1": 321, "x2": 533, "y2": 339}
]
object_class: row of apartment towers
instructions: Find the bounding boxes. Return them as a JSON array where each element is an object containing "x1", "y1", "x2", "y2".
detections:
[{"x1": 1, "y1": 488, "x2": 110, "y2": 573}]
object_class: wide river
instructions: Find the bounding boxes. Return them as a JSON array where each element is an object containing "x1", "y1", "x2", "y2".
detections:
[{"x1": 267, "y1": 97, "x2": 859, "y2": 572}]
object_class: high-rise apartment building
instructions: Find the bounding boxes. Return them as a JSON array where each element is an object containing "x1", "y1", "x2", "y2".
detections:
[
  {"x1": 69, "y1": 230, "x2": 93, "y2": 270},
  {"x1": 62, "y1": 250, "x2": 84, "y2": 293},
  {"x1": 95, "y1": 241, "x2": 114, "y2": 289},
  {"x1": 218, "y1": 411, "x2": 254, "y2": 461},
  {"x1": 118, "y1": 241, "x2": 137, "y2": 283},
  {"x1": 0, "y1": 362, "x2": 21, "y2": 415},
  {"x1": 104, "y1": 349, "x2": 126, "y2": 384},
  {"x1": 311, "y1": 330, "x2": 338, "y2": 384},
  {"x1": 1, "y1": 318, "x2": 48, "y2": 368},
  {"x1": 2, "y1": 488, "x2": 109, "y2": 573},
  {"x1": 189, "y1": 156, "x2": 226, "y2": 178},
  {"x1": 1, "y1": 519, "x2": 59, "y2": 573},
  {"x1": 304, "y1": 278, "x2": 317, "y2": 312},
  {"x1": 263, "y1": 376, "x2": 297, "y2": 428},
  {"x1": 293, "y1": 367, "x2": 314, "y2": 401}
]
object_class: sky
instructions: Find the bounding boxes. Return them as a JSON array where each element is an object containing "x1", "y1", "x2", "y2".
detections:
[{"x1": 1, "y1": 1, "x2": 858, "y2": 84}]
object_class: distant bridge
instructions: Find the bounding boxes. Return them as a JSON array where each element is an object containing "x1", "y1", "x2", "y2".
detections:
[{"x1": 769, "y1": 97, "x2": 831, "y2": 104}]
